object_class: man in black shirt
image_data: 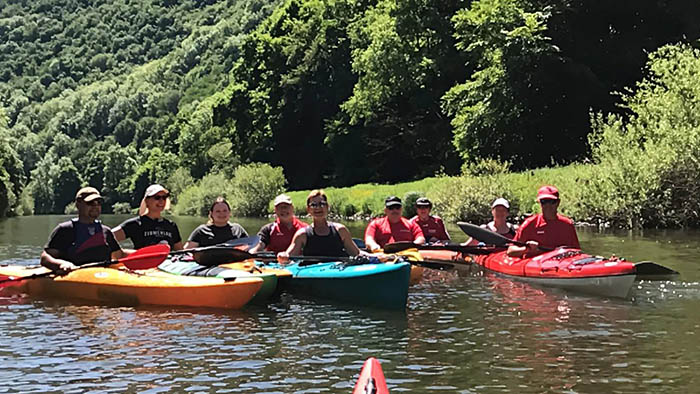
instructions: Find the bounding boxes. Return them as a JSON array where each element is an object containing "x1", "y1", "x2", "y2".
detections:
[{"x1": 41, "y1": 187, "x2": 127, "y2": 274}]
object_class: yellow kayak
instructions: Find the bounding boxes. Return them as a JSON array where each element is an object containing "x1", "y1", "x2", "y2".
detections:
[
  {"x1": 0, "y1": 265, "x2": 262, "y2": 309},
  {"x1": 220, "y1": 260, "x2": 292, "y2": 278}
]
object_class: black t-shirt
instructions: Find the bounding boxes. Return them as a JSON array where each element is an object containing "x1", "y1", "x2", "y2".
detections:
[
  {"x1": 118, "y1": 215, "x2": 182, "y2": 249},
  {"x1": 45, "y1": 219, "x2": 121, "y2": 265},
  {"x1": 187, "y1": 223, "x2": 249, "y2": 247}
]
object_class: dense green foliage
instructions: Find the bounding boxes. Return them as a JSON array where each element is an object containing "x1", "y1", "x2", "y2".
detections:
[
  {"x1": 174, "y1": 163, "x2": 285, "y2": 216},
  {"x1": 1, "y1": 0, "x2": 699, "y2": 228}
]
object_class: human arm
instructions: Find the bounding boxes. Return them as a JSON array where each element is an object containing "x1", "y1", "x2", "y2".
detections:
[
  {"x1": 364, "y1": 221, "x2": 382, "y2": 252},
  {"x1": 409, "y1": 221, "x2": 426, "y2": 245},
  {"x1": 277, "y1": 229, "x2": 307, "y2": 263},
  {"x1": 249, "y1": 223, "x2": 271, "y2": 253},
  {"x1": 338, "y1": 225, "x2": 363, "y2": 257},
  {"x1": 40, "y1": 249, "x2": 78, "y2": 274}
]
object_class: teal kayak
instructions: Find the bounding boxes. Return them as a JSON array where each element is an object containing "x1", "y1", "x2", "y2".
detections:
[{"x1": 265, "y1": 260, "x2": 411, "y2": 309}]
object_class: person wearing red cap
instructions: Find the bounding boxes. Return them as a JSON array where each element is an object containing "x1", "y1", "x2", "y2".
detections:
[
  {"x1": 41, "y1": 187, "x2": 127, "y2": 273},
  {"x1": 364, "y1": 196, "x2": 425, "y2": 252},
  {"x1": 507, "y1": 185, "x2": 580, "y2": 257},
  {"x1": 250, "y1": 194, "x2": 308, "y2": 253}
]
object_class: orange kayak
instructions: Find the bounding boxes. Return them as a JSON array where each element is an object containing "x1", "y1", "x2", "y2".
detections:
[{"x1": 0, "y1": 265, "x2": 262, "y2": 309}]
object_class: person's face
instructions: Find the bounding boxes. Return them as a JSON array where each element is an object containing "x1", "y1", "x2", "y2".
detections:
[
  {"x1": 539, "y1": 199, "x2": 559, "y2": 216},
  {"x1": 146, "y1": 192, "x2": 169, "y2": 213},
  {"x1": 210, "y1": 202, "x2": 231, "y2": 225},
  {"x1": 491, "y1": 205, "x2": 509, "y2": 221},
  {"x1": 275, "y1": 203, "x2": 294, "y2": 220},
  {"x1": 77, "y1": 198, "x2": 102, "y2": 220},
  {"x1": 385, "y1": 204, "x2": 403, "y2": 222},
  {"x1": 416, "y1": 205, "x2": 431, "y2": 219},
  {"x1": 306, "y1": 196, "x2": 328, "y2": 219}
]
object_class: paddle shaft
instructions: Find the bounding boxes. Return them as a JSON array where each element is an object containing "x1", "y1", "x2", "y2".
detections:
[{"x1": 456, "y1": 222, "x2": 553, "y2": 251}]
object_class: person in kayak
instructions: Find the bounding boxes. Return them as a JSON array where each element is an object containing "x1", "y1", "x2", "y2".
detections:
[
  {"x1": 409, "y1": 197, "x2": 450, "y2": 243},
  {"x1": 465, "y1": 198, "x2": 517, "y2": 245},
  {"x1": 250, "y1": 194, "x2": 308, "y2": 253},
  {"x1": 112, "y1": 184, "x2": 184, "y2": 250},
  {"x1": 277, "y1": 190, "x2": 364, "y2": 262},
  {"x1": 184, "y1": 197, "x2": 248, "y2": 248},
  {"x1": 41, "y1": 187, "x2": 128, "y2": 274},
  {"x1": 364, "y1": 196, "x2": 425, "y2": 252},
  {"x1": 507, "y1": 185, "x2": 580, "y2": 257}
]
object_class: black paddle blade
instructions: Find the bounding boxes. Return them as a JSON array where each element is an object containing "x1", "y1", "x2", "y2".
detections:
[
  {"x1": 194, "y1": 247, "x2": 255, "y2": 266},
  {"x1": 383, "y1": 242, "x2": 417, "y2": 253},
  {"x1": 456, "y1": 222, "x2": 523, "y2": 247},
  {"x1": 635, "y1": 261, "x2": 679, "y2": 280},
  {"x1": 220, "y1": 235, "x2": 260, "y2": 250}
]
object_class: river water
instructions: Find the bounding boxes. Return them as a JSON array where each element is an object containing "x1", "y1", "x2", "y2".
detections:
[{"x1": 0, "y1": 215, "x2": 698, "y2": 393}]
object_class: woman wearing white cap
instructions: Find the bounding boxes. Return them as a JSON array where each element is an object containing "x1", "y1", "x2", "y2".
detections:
[
  {"x1": 112, "y1": 184, "x2": 183, "y2": 250},
  {"x1": 465, "y1": 198, "x2": 517, "y2": 245}
]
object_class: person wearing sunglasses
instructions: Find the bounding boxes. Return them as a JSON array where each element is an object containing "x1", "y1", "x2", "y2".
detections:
[
  {"x1": 507, "y1": 185, "x2": 580, "y2": 257},
  {"x1": 364, "y1": 196, "x2": 425, "y2": 252},
  {"x1": 112, "y1": 184, "x2": 183, "y2": 250},
  {"x1": 277, "y1": 190, "x2": 363, "y2": 262},
  {"x1": 184, "y1": 197, "x2": 249, "y2": 248},
  {"x1": 41, "y1": 187, "x2": 127, "y2": 274},
  {"x1": 409, "y1": 197, "x2": 450, "y2": 243},
  {"x1": 465, "y1": 198, "x2": 517, "y2": 246},
  {"x1": 250, "y1": 194, "x2": 308, "y2": 253}
]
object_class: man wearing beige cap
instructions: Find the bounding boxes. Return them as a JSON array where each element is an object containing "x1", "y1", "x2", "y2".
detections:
[
  {"x1": 250, "y1": 194, "x2": 308, "y2": 253},
  {"x1": 41, "y1": 187, "x2": 127, "y2": 273}
]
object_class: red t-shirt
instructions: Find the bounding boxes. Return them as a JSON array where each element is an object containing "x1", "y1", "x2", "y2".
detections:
[
  {"x1": 257, "y1": 217, "x2": 308, "y2": 253},
  {"x1": 364, "y1": 216, "x2": 423, "y2": 248},
  {"x1": 513, "y1": 213, "x2": 580, "y2": 249},
  {"x1": 409, "y1": 215, "x2": 450, "y2": 241}
]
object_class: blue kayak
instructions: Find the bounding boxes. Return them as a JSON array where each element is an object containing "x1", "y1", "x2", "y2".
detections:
[{"x1": 264, "y1": 260, "x2": 411, "y2": 309}]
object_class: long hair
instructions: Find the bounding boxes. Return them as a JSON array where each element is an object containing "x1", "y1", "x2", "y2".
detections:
[{"x1": 207, "y1": 196, "x2": 231, "y2": 225}]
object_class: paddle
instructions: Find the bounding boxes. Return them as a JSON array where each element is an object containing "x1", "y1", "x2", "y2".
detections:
[
  {"x1": 382, "y1": 241, "x2": 500, "y2": 255},
  {"x1": 170, "y1": 235, "x2": 260, "y2": 256},
  {"x1": 188, "y1": 247, "x2": 456, "y2": 270},
  {"x1": 456, "y1": 222, "x2": 554, "y2": 251},
  {"x1": 635, "y1": 261, "x2": 680, "y2": 279},
  {"x1": 0, "y1": 244, "x2": 171, "y2": 288}
]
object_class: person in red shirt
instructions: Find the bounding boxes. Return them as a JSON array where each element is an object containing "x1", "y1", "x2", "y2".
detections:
[
  {"x1": 507, "y1": 185, "x2": 580, "y2": 257},
  {"x1": 409, "y1": 197, "x2": 450, "y2": 243},
  {"x1": 364, "y1": 196, "x2": 426, "y2": 252},
  {"x1": 250, "y1": 194, "x2": 308, "y2": 253}
]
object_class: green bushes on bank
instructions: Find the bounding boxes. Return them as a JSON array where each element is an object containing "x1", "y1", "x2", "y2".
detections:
[{"x1": 174, "y1": 163, "x2": 286, "y2": 217}]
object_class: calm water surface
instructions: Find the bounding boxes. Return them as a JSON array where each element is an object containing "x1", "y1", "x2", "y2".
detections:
[{"x1": 1, "y1": 215, "x2": 699, "y2": 393}]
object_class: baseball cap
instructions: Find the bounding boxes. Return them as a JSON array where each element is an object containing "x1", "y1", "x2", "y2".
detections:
[
  {"x1": 273, "y1": 194, "x2": 293, "y2": 206},
  {"x1": 491, "y1": 197, "x2": 510, "y2": 209},
  {"x1": 536, "y1": 185, "x2": 559, "y2": 201},
  {"x1": 415, "y1": 197, "x2": 432, "y2": 207},
  {"x1": 385, "y1": 196, "x2": 402, "y2": 208},
  {"x1": 75, "y1": 186, "x2": 103, "y2": 202},
  {"x1": 144, "y1": 184, "x2": 169, "y2": 198}
]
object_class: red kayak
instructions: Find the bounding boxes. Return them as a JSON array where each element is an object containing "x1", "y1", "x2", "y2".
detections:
[
  {"x1": 353, "y1": 357, "x2": 389, "y2": 394},
  {"x1": 472, "y1": 247, "x2": 668, "y2": 298}
]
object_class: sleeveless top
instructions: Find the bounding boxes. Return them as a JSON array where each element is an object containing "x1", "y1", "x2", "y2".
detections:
[
  {"x1": 483, "y1": 221, "x2": 517, "y2": 239},
  {"x1": 303, "y1": 223, "x2": 348, "y2": 257}
]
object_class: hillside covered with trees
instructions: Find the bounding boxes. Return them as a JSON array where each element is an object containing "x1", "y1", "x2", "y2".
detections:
[{"x1": 1, "y1": 0, "x2": 699, "y2": 219}]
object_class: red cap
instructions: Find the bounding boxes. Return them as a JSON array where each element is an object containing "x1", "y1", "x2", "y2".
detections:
[{"x1": 536, "y1": 185, "x2": 559, "y2": 201}]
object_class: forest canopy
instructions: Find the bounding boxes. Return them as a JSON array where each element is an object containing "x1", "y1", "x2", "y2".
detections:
[{"x1": 1, "y1": 0, "x2": 699, "y2": 216}]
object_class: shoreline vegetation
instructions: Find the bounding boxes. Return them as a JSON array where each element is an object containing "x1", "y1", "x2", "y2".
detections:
[{"x1": 170, "y1": 45, "x2": 700, "y2": 230}]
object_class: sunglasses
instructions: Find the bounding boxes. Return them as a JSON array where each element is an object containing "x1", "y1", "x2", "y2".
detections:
[
  {"x1": 307, "y1": 201, "x2": 328, "y2": 208},
  {"x1": 151, "y1": 194, "x2": 170, "y2": 201},
  {"x1": 83, "y1": 199, "x2": 103, "y2": 206},
  {"x1": 387, "y1": 205, "x2": 402, "y2": 210},
  {"x1": 540, "y1": 199, "x2": 559, "y2": 205}
]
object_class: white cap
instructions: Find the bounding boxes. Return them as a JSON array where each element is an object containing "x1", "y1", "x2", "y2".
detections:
[
  {"x1": 273, "y1": 194, "x2": 293, "y2": 206},
  {"x1": 144, "y1": 184, "x2": 169, "y2": 198},
  {"x1": 491, "y1": 198, "x2": 510, "y2": 209}
]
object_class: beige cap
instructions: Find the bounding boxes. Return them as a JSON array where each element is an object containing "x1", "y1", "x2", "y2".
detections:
[
  {"x1": 273, "y1": 194, "x2": 293, "y2": 206},
  {"x1": 75, "y1": 187, "x2": 103, "y2": 202},
  {"x1": 139, "y1": 184, "x2": 171, "y2": 216}
]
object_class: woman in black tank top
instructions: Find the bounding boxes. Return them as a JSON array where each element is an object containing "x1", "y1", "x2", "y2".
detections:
[{"x1": 277, "y1": 189, "x2": 365, "y2": 262}]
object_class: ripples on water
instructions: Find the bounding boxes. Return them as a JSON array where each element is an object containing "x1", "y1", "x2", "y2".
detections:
[{"x1": 1, "y1": 218, "x2": 699, "y2": 392}]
